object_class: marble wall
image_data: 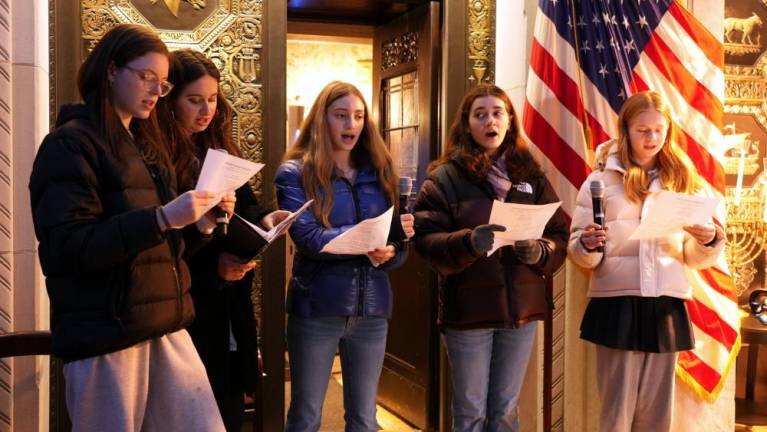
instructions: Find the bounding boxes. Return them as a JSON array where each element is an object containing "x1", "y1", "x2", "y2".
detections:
[{"x1": 2, "y1": 0, "x2": 50, "y2": 431}]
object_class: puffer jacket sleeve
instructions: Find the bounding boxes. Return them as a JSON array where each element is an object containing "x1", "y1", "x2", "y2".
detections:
[
  {"x1": 412, "y1": 176, "x2": 479, "y2": 276},
  {"x1": 567, "y1": 174, "x2": 604, "y2": 270},
  {"x1": 29, "y1": 134, "x2": 166, "y2": 275},
  {"x1": 534, "y1": 176, "x2": 569, "y2": 275},
  {"x1": 274, "y1": 160, "x2": 356, "y2": 260}
]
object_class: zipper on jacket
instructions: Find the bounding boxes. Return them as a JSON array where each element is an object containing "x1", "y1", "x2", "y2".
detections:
[
  {"x1": 501, "y1": 251, "x2": 518, "y2": 328},
  {"x1": 344, "y1": 177, "x2": 366, "y2": 316}
]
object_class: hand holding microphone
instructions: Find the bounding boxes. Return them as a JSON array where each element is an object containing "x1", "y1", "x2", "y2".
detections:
[
  {"x1": 588, "y1": 179, "x2": 607, "y2": 253},
  {"x1": 215, "y1": 191, "x2": 236, "y2": 236},
  {"x1": 398, "y1": 176, "x2": 415, "y2": 241}
]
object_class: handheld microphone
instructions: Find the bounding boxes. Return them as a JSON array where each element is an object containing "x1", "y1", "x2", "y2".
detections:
[
  {"x1": 398, "y1": 176, "x2": 413, "y2": 214},
  {"x1": 213, "y1": 149, "x2": 230, "y2": 237},
  {"x1": 590, "y1": 179, "x2": 605, "y2": 253}
]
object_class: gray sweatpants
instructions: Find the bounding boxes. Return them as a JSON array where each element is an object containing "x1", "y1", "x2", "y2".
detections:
[
  {"x1": 63, "y1": 329, "x2": 225, "y2": 432},
  {"x1": 595, "y1": 345, "x2": 677, "y2": 432}
]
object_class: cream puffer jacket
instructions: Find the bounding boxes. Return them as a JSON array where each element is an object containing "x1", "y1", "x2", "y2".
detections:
[{"x1": 568, "y1": 150, "x2": 724, "y2": 300}]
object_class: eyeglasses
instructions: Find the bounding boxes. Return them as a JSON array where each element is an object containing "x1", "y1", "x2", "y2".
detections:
[{"x1": 121, "y1": 65, "x2": 174, "y2": 97}]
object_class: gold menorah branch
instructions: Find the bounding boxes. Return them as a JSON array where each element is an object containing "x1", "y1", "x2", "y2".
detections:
[{"x1": 725, "y1": 187, "x2": 767, "y2": 294}]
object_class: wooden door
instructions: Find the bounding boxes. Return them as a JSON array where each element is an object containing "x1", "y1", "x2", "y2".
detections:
[{"x1": 372, "y1": 3, "x2": 441, "y2": 430}]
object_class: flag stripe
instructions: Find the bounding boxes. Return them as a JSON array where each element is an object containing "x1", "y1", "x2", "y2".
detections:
[
  {"x1": 528, "y1": 144, "x2": 580, "y2": 221},
  {"x1": 686, "y1": 298, "x2": 738, "y2": 350},
  {"x1": 655, "y1": 14, "x2": 725, "y2": 100},
  {"x1": 530, "y1": 40, "x2": 612, "y2": 147},
  {"x1": 535, "y1": 11, "x2": 620, "y2": 138},
  {"x1": 524, "y1": 101, "x2": 591, "y2": 189},
  {"x1": 642, "y1": 32, "x2": 722, "y2": 127},
  {"x1": 698, "y1": 268, "x2": 738, "y2": 301},
  {"x1": 667, "y1": 2, "x2": 724, "y2": 66},
  {"x1": 677, "y1": 350, "x2": 721, "y2": 392}
]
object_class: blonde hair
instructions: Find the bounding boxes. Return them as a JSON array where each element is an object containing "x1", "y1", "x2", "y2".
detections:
[
  {"x1": 616, "y1": 91, "x2": 700, "y2": 202},
  {"x1": 284, "y1": 81, "x2": 398, "y2": 227}
]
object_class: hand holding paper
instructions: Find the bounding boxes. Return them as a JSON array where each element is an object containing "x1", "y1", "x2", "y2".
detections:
[
  {"x1": 224, "y1": 199, "x2": 313, "y2": 260},
  {"x1": 195, "y1": 148, "x2": 264, "y2": 212},
  {"x1": 238, "y1": 199, "x2": 314, "y2": 244},
  {"x1": 320, "y1": 207, "x2": 394, "y2": 257},
  {"x1": 628, "y1": 191, "x2": 719, "y2": 240},
  {"x1": 487, "y1": 201, "x2": 561, "y2": 255}
]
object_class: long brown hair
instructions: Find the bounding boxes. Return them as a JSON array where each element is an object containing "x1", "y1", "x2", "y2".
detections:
[
  {"x1": 156, "y1": 49, "x2": 238, "y2": 192},
  {"x1": 284, "y1": 81, "x2": 398, "y2": 227},
  {"x1": 616, "y1": 91, "x2": 700, "y2": 202},
  {"x1": 77, "y1": 24, "x2": 170, "y2": 168},
  {"x1": 431, "y1": 83, "x2": 543, "y2": 183}
]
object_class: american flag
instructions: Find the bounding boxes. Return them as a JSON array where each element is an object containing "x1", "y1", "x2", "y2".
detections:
[{"x1": 524, "y1": 0, "x2": 739, "y2": 401}]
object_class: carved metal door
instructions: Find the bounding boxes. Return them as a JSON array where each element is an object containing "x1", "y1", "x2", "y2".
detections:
[{"x1": 372, "y1": 3, "x2": 440, "y2": 430}]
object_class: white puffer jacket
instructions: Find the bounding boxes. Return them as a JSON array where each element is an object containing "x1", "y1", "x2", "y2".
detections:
[{"x1": 568, "y1": 150, "x2": 724, "y2": 300}]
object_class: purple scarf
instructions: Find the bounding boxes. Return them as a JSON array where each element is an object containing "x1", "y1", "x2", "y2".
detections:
[{"x1": 487, "y1": 151, "x2": 512, "y2": 200}]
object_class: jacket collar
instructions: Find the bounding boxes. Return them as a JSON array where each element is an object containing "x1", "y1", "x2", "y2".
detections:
[{"x1": 595, "y1": 140, "x2": 627, "y2": 175}]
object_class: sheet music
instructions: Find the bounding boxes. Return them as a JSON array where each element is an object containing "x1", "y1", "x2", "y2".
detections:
[
  {"x1": 628, "y1": 191, "x2": 719, "y2": 240},
  {"x1": 488, "y1": 201, "x2": 561, "y2": 255},
  {"x1": 320, "y1": 207, "x2": 394, "y2": 257},
  {"x1": 195, "y1": 148, "x2": 264, "y2": 211}
]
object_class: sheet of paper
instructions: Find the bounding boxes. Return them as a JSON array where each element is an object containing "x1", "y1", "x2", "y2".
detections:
[
  {"x1": 320, "y1": 207, "x2": 394, "y2": 258},
  {"x1": 488, "y1": 201, "x2": 561, "y2": 255},
  {"x1": 195, "y1": 149, "x2": 264, "y2": 211},
  {"x1": 236, "y1": 199, "x2": 314, "y2": 243},
  {"x1": 628, "y1": 191, "x2": 720, "y2": 240}
]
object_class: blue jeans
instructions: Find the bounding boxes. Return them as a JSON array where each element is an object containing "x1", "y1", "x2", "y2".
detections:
[
  {"x1": 285, "y1": 315, "x2": 388, "y2": 432},
  {"x1": 443, "y1": 323, "x2": 537, "y2": 432}
]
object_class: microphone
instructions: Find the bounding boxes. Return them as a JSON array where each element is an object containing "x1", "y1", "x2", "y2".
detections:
[
  {"x1": 213, "y1": 149, "x2": 230, "y2": 237},
  {"x1": 398, "y1": 176, "x2": 413, "y2": 213},
  {"x1": 590, "y1": 179, "x2": 605, "y2": 253}
]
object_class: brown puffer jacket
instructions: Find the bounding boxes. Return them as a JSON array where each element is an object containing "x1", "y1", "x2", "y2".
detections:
[{"x1": 413, "y1": 159, "x2": 569, "y2": 329}]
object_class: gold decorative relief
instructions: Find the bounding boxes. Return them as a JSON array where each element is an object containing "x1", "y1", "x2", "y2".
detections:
[
  {"x1": 724, "y1": 11, "x2": 763, "y2": 55},
  {"x1": 467, "y1": 0, "x2": 494, "y2": 84},
  {"x1": 381, "y1": 32, "x2": 418, "y2": 71},
  {"x1": 80, "y1": 0, "x2": 266, "y2": 323},
  {"x1": 150, "y1": 0, "x2": 207, "y2": 18}
]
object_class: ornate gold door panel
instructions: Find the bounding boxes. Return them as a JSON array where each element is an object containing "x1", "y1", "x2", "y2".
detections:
[
  {"x1": 723, "y1": 0, "x2": 767, "y2": 303},
  {"x1": 50, "y1": 1, "x2": 287, "y2": 429}
]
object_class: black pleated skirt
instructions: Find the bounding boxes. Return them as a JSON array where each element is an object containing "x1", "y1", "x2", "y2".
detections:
[{"x1": 580, "y1": 295, "x2": 694, "y2": 353}]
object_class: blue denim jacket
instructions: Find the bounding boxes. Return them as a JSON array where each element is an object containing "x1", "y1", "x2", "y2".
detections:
[{"x1": 274, "y1": 159, "x2": 406, "y2": 318}]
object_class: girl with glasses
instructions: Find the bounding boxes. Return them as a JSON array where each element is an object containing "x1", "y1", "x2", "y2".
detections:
[
  {"x1": 29, "y1": 24, "x2": 232, "y2": 431},
  {"x1": 156, "y1": 48, "x2": 290, "y2": 431},
  {"x1": 568, "y1": 91, "x2": 725, "y2": 432}
]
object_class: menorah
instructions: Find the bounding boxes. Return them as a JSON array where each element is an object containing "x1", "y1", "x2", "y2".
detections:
[{"x1": 724, "y1": 133, "x2": 767, "y2": 295}]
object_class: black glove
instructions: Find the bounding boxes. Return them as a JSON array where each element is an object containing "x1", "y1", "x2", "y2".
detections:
[
  {"x1": 514, "y1": 239, "x2": 543, "y2": 265},
  {"x1": 469, "y1": 224, "x2": 506, "y2": 255}
]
